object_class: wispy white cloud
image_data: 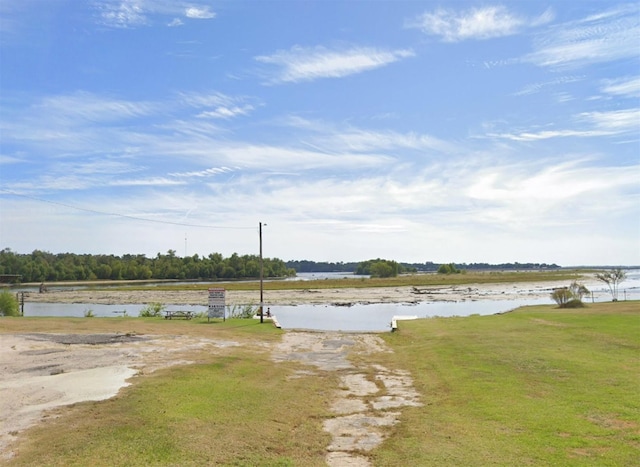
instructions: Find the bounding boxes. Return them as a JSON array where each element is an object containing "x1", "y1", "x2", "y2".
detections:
[
  {"x1": 95, "y1": 0, "x2": 216, "y2": 28},
  {"x1": 197, "y1": 105, "x2": 254, "y2": 119},
  {"x1": 181, "y1": 91, "x2": 258, "y2": 119},
  {"x1": 255, "y1": 45, "x2": 414, "y2": 84},
  {"x1": 465, "y1": 158, "x2": 639, "y2": 230},
  {"x1": 285, "y1": 116, "x2": 455, "y2": 154},
  {"x1": 408, "y1": 6, "x2": 553, "y2": 42},
  {"x1": 109, "y1": 177, "x2": 186, "y2": 187},
  {"x1": 580, "y1": 109, "x2": 640, "y2": 132},
  {"x1": 525, "y1": 5, "x2": 639, "y2": 68},
  {"x1": 489, "y1": 108, "x2": 640, "y2": 141},
  {"x1": 36, "y1": 91, "x2": 155, "y2": 122},
  {"x1": 601, "y1": 76, "x2": 640, "y2": 98},
  {"x1": 96, "y1": 0, "x2": 146, "y2": 28},
  {"x1": 185, "y1": 6, "x2": 215, "y2": 19},
  {"x1": 514, "y1": 75, "x2": 583, "y2": 96},
  {"x1": 169, "y1": 166, "x2": 235, "y2": 178}
]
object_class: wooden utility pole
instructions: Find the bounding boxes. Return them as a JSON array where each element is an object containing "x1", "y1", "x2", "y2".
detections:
[{"x1": 259, "y1": 221, "x2": 264, "y2": 323}]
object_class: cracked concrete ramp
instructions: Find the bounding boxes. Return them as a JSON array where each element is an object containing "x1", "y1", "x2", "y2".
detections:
[{"x1": 272, "y1": 331, "x2": 422, "y2": 467}]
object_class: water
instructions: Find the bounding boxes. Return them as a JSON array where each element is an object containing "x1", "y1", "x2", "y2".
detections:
[
  {"x1": 19, "y1": 298, "x2": 550, "y2": 331},
  {"x1": 23, "y1": 303, "x2": 207, "y2": 318},
  {"x1": 269, "y1": 299, "x2": 550, "y2": 332},
  {"x1": 13, "y1": 270, "x2": 640, "y2": 331}
]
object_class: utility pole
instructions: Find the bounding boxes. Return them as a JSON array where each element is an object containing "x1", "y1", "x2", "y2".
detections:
[{"x1": 259, "y1": 221, "x2": 264, "y2": 323}]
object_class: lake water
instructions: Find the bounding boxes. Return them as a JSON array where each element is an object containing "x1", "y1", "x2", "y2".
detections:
[
  {"x1": 13, "y1": 269, "x2": 640, "y2": 332},
  {"x1": 19, "y1": 298, "x2": 550, "y2": 332}
]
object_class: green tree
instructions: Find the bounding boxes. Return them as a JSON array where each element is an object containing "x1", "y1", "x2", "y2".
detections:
[
  {"x1": 437, "y1": 263, "x2": 461, "y2": 274},
  {"x1": 356, "y1": 259, "x2": 399, "y2": 278}
]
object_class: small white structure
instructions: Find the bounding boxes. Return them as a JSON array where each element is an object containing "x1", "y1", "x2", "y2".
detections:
[{"x1": 390, "y1": 315, "x2": 418, "y2": 331}]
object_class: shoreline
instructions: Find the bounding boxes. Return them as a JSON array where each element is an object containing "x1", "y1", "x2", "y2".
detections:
[{"x1": 19, "y1": 277, "x2": 608, "y2": 307}]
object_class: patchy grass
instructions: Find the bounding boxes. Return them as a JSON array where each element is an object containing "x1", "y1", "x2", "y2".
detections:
[
  {"x1": 375, "y1": 301, "x2": 640, "y2": 466},
  {"x1": 110, "y1": 270, "x2": 589, "y2": 292},
  {"x1": 4, "y1": 301, "x2": 637, "y2": 466},
  {"x1": 4, "y1": 320, "x2": 332, "y2": 466},
  {"x1": 0, "y1": 316, "x2": 282, "y2": 344}
]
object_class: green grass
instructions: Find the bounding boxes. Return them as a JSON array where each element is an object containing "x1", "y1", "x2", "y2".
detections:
[
  {"x1": 8, "y1": 347, "x2": 332, "y2": 466},
  {"x1": 375, "y1": 301, "x2": 640, "y2": 466},
  {"x1": 5, "y1": 301, "x2": 638, "y2": 466},
  {"x1": 106, "y1": 269, "x2": 589, "y2": 292}
]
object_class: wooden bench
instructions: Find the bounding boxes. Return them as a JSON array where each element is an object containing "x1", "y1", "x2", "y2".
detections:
[{"x1": 164, "y1": 310, "x2": 194, "y2": 320}]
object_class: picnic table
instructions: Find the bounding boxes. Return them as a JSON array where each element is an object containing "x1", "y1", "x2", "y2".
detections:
[{"x1": 164, "y1": 310, "x2": 194, "y2": 320}]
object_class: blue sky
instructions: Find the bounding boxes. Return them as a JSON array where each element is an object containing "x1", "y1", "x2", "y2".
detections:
[{"x1": 1, "y1": 1, "x2": 638, "y2": 266}]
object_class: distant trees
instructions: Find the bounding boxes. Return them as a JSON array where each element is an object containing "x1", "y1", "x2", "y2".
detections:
[
  {"x1": 356, "y1": 259, "x2": 399, "y2": 278},
  {"x1": 0, "y1": 248, "x2": 295, "y2": 283},
  {"x1": 353, "y1": 259, "x2": 415, "y2": 278},
  {"x1": 437, "y1": 263, "x2": 463, "y2": 274},
  {"x1": 551, "y1": 281, "x2": 589, "y2": 308},
  {"x1": 595, "y1": 268, "x2": 627, "y2": 301},
  {"x1": 286, "y1": 260, "x2": 357, "y2": 273}
]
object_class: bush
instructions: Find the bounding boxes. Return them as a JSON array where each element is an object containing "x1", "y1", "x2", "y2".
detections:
[
  {"x1": 227, "y1": 303, "x2": 256, "y2": 318},
  {"x1": 0, "y1": 291, "x2": 20, "y2": 317},
  {"x1": 139, "y1": 302, "x2": 165, "y2": 317},
  {"x1": 551, "y1": 281, "x2": 589, "y2": 308}
]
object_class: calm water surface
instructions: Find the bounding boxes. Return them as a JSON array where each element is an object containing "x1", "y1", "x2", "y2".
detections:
[{"x1": 15, "y1": 270, "x2": 640, "y2": 332}]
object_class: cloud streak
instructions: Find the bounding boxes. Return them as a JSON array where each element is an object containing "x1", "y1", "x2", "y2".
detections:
[
  {"x1": 255, "y1": 45, "x2": 414, "y2": 84},
  {"x1": 489, "y1": 109, "x2": 640, "y2": 141},
  {"x1": 525, "y1": 5, "x2": 639, "y2": 68}
]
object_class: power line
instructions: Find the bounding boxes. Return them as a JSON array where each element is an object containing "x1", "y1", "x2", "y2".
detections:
[{"x1": 0, "y1": 189, "x2": 254, "y2": 230}]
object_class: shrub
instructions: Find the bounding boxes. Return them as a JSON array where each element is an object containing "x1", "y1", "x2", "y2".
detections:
[
  {"x1": 139, "y1": 302, "x2": 165, "y2": 317},
  {"x1": 551, "y1": 281, "x2": 589, "y2": 308},
  {"x1": 227, "y1": 303, "x2": 256, "y2": 318},
  {"x1": 84, "y1": 309, "x2": 95, "y2": 317},
  {"x1": 0, "y1": 291, "x2": 20, "y2": 317}
]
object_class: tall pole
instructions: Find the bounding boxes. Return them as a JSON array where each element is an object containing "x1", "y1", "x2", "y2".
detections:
[{"x1": 259, "y1": 222, "x2": 264, "y2": 323}]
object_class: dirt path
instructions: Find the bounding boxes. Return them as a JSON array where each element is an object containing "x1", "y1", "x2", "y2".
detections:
[{"x1": 273, "y1": 332, "x2": 420, "y2": 466}]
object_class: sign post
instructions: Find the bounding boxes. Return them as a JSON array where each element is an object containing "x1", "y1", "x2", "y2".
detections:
[{"x1": 208, "y1": 288, "x2": 226, "y2": 322}]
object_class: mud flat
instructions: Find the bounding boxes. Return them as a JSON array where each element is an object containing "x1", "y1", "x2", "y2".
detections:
[{"x1": 22, "y1": 279, "x2": 592, "y2": 306}]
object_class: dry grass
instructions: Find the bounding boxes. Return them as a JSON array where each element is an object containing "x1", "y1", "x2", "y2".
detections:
[{"x1": 101, "y1": 270, "x2": 589, "y2": 292}]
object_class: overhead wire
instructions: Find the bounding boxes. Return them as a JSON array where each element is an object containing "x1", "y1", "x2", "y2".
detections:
[{"x1": 0, "y1": 189, "x2": 255, "y2": 230}]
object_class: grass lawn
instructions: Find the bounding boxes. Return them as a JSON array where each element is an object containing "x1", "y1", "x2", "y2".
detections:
[
  {"x1": 4, "y1": 319, "x2": 332, "y2": 466},
  {"x1": 376, "y1": 301, "x2": 640, "y2": 466},
  {"x1": 3, "y1": 301, "x2": 638, "y2": 466}
]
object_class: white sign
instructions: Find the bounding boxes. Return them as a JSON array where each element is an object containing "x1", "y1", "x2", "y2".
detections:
[{"x1": 208, "y1": 288, "x2": 226, "y2": 318}]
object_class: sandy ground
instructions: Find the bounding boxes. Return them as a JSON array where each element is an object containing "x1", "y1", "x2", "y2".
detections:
[
  {"x1": 1, "y1": 276, "x2": 608, "y2": 464},
  {"x1": 0, "y1": 332, "x2": 241, "y2": 460}
]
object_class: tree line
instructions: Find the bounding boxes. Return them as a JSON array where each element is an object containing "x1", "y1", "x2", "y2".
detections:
[
  {"x1": 0, "y1": 249, "x2": 295, "y2": 283},
  {"x1": 0, "y1": 248, "x2": 564, "y2": 284}
]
